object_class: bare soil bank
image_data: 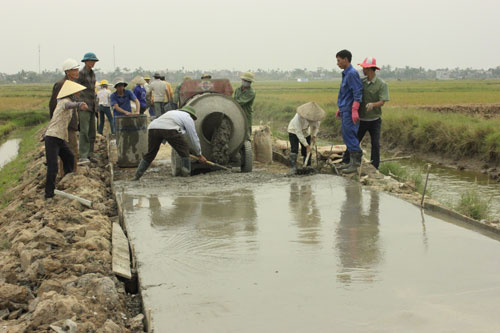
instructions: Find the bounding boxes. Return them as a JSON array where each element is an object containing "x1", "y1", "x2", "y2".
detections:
[
  {"x1": 0, "y1": 136, "x2": 143, "y2": 332},
  {"x1": 415, "y1": 103, "x2": 500, "y2": 119}
]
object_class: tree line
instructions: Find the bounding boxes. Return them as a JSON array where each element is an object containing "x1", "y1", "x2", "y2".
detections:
[{"x1": 1, "y1": 65, "x2": 500, "y2": 84}]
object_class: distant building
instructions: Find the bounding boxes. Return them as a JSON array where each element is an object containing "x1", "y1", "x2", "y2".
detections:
[
  {"x1": 296, "y1": 78, "x2": 309, "y2": 82},
  {"x1": 436, "y1": 70, "x2": 451, "y2": 80}
]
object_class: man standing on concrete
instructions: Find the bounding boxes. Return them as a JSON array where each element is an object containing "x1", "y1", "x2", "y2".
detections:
[
  {"x1": 150, "y1": 73, "x2": 167, "y2": 117},
  {"x1": 97, "y1": 80, "x2": 114, "y2": 135},
  {"x1": 343, "y1": 57, "x2": 390, "y2": 169},
  {"x1": 77, "y1": 52, "x2": 99, "y2": 165},
  {"x1": 233, "y1": 72, "x2": 256, "y2": 140},
  {"x1": 49, "y1": 58, "x2": 81, "y2": 170},
  {"x1": 335, "y1": 49, "x2": 363, "y2": 174},
  {"x1": 133, "y1": 106, "x2": 207, "y2": 180}
]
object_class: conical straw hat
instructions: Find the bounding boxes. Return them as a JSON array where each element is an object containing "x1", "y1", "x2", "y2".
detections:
[
  {"x1": 296, "y1": 102, "x2": 326, "y2": 121},
  {"x1": 57, "y1": 80, "x2": 87, "y2": 99}
]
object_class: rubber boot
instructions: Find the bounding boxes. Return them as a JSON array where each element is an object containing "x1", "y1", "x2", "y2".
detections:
[
  {"x1": 181, "y1": 157, "x2": 191, "y2": 177},
  {"x1": 342, "y1": 151, "x2": 362, "y2": 174},
  {"x1": 337, "y1": 151, "x2": 351, "y2": 170},
  {"x1": 132, "y1": 159, "x2": 150, "y2": 181},
  {"x1": 288, "y1": 153, "x2": 298, "y2": 175}
]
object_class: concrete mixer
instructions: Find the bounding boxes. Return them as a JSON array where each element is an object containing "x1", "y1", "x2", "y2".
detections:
[{"x1": 171, "y1": 79, "x2": 253, "y2": 175}]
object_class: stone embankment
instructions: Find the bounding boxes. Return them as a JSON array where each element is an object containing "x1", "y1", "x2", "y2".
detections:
[{"x1": 0, "y1": 136, "x2": 143, "y2": 332}]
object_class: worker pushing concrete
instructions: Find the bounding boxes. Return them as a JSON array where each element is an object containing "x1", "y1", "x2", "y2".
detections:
[
  {"x1": 133, "y1": 106, "x2": 208, "y2": 180},
  {"x1": 287, "y1": 102, "x2": 325, "y2": 174}
]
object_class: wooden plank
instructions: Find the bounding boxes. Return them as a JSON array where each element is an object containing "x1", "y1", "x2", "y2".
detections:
[{"x1": 112, "y1": 222, "x2": 132, "y2": 279}]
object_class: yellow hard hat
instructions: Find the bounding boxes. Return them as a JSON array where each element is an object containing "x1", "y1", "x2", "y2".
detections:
[
  {"x1": 100, "y1": 79, "x2": 109, "y2": 86},
  {"x1": 144, "y1": 74, "x2": 151, "y2": 80}
]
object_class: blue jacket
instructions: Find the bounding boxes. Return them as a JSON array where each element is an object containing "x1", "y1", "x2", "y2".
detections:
[{"x1": 337, "y1": 64, "x2": 363, "y2": 109}]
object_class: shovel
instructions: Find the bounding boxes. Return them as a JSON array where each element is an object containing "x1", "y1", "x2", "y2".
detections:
[
  {"x1": 296, "y1": 152, "x2": 316, "y2": 175},
  {"x1": 189, "y1": 154, "x2": 231, "y2": 171}
]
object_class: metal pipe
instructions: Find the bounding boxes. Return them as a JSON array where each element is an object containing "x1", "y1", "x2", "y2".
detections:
[{"x1": 421, "y1": 164, "x2": 431, "y2": 207}]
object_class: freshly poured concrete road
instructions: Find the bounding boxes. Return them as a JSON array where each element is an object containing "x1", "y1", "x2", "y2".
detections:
[{"x1": 116, "y1": 174, "x2": 500, "y2": 332}]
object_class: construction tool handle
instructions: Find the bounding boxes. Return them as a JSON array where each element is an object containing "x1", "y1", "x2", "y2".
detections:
[
  {"x1": 189, "y1": 154, "x2": 230, "y2": 171},
  {"x1": 303, "y1": 152, "x2": 311, "y2": 167}
]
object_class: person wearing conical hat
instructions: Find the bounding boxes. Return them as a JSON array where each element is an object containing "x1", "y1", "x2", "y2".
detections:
[
  {"x1": 287, "y1": 102, "x2": 325, "y2": 174},
  {"x1": 341, "y1": 57, "x2": 389, "y2": 171},
  {"x1": 48, "y1": 58, "x2": 81, "y2": 172},
  {"x1": 44, "y1": 81, "x2": 89, "y2": 199},
  {"x1": 132, "y1": 106, "x2": 207, "y2": 180},
  {"x1": 233, "y1": 72, "x2": 256, "y2": 141}
]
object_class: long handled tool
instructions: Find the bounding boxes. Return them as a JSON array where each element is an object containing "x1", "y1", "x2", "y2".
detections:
[{"x1": 189, "y1": 154, "x2": 231, "y2": 171}]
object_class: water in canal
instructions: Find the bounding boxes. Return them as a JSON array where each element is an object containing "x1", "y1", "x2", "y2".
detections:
[
  {"x1": 0, "y1": 138, "x2": 21, "y2": 170},
  {"x1": 394, "y1": 157, "x2": 500, "y2": 220},
  {"x1": 119, "y1": 175, "x2": 500, "y2": 332}
]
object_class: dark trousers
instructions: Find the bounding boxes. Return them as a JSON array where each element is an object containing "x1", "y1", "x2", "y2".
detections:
[
  {"x1": 139, "y1": 105, "x2": 148, "y2": 114},
  {"x1": 343, "y1": 118, "x2": 382, "y2": 169},
  {"x1": 98, "y1": 105, "x2": 115, "y2": 135},
  {"x1": 288, "y1": 133, "x2": 311, "y2": 166},
  {"x1": 45, "y1": 136, "x2": 74, "y2": 198},
  {"x1": 143, "y1": 129, "x2": 190, "y2": 163}
]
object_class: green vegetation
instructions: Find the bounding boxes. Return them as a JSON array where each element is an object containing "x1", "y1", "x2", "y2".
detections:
[
  {"x1": 0, "y1": 238, "x2": 11, "y2": 250},
  {"x1": 379, "y1": 161, "x2": 426, "y2": 194},
  {"x1": 0, "y1": 84, "x2": 50, "y2": 138},
  {"x1": 0, "y1": 124, "x2": 46, "y2": 207},
  {"x1": 455, "y1": 188, "x2": 491, "y2": 220}
]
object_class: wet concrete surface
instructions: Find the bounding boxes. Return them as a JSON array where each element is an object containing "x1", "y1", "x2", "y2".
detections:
[
  {"x1": 116, "y1": 173, "x2": 500, "y2": 332},
  {"x1": 0, "y1": 138, "x2": 21, "y2": 169}
]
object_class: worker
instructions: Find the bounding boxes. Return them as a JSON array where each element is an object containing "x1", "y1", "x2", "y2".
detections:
[
  {"x1": 44, "y1": 81, "x2": 88, "y2": 199},
  {"x1": 335, "y1": 49, "x2": 363, "y2": 174},
  {"x1": 201, "y1": 73, "x2": 212, "y2": 80},
  {"x1": 149, "y1": 73, "x2": 168, "y2": 117},
  {"x1": 97, "y1": 80, "x2": 114, "y2": 135},
  {"x1": 133, "y1": 106, "x2": 208, "y2": 180},
  {"x1": 133, "y1": 77, "x2": 148, "y2": 114},
  {"x1": 48, "y1": 58, "x2": 80, "y2": 171},
  {"x1": 287, "y1": 102, "x2": 325, "y2": 174},
  {"x1": 143, "y1": 74, "x2": 154, "y2": 116},
  {"x1": 77, "y1": 52, "x2": 99, "y2": 165},
  {"x1": 173, "y1": 76, "x2": 191, "y2": 108},
  {"x1": 342, "y1": 57, "x2": 390, "y2": 169},
  {"x1": 161, "y1": 75, "x2": 175, "y2": 112},
  {"x1": 110, "y1": 79, "x2": 140, "y2": 119},
  {"x1": 233, "y1": 72, "x2": 256, "y2": 140}
]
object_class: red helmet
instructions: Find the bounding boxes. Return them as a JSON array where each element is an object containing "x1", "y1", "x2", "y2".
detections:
[{"x1": 358, "y1": 57, "x2": 380, "y2": 70}]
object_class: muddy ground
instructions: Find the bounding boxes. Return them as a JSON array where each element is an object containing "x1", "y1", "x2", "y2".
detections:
[{"x1": 0, "y1": 136, "x2": 143, "y2": 332}]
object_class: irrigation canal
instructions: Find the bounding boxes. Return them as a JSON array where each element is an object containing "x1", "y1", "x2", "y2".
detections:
[
  {"x1": 0, "y1": 138, "x2": 20, "y2": 170},
  {"x1": 115, "y1": 173, "x2": 500, "y2": 332}
]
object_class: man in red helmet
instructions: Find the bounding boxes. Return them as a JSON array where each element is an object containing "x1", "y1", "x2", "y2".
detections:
[{"x1": 341, "y1": 57, "x2": 389, "y2": 169}]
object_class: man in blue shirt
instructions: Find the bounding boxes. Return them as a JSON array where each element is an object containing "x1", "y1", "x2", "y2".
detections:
[
  {"x1": 335, "y1": 49, "x2": 363, "y2": 174},
  {"x1": 133, "y1": 78, "x2": 148, "y2": 114},
  {"x1": 110, "y1": 79, "x2": 140, "y2": 118}
]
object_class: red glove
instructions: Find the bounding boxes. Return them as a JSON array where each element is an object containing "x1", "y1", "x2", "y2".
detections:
[
  {"x1": 336, "y1": 109, "x2": 340, "y2": 119},
  {"x1": 352, "y1": 101, "x2": 360, "y2": 124}
]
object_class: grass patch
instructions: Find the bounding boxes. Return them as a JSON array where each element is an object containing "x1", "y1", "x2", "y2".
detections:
[
  {"x1": 0, "y1": 238, "x2": 10, "y2": 250},
  {"x1": 0, "y1": 123, "x2": 46, "y2": 207},
  {"x1": 379, "y1": 161, "x2": 426, "y2": 194},
  {"x1": 454, "y1": 188, "x2": 491, "y2": 220}
]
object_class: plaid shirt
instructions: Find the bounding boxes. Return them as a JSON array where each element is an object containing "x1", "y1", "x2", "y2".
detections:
[{"x1": 77, "y1": 66, "x2": 97, "y2": 112}]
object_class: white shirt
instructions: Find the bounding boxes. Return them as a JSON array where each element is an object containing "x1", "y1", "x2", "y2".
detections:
[
  {"x1": 287, "y1": 113, "x2": 320, "y2": 147},
  {"x1": 148, "y1": 110, "x2": 201, "y2": 155},
  {"x1": 97, "y1": 88, "x2": 111, "y2": 107},
  {"x1": 149, "y1": 79, "x2": 166, "y2": 102}
]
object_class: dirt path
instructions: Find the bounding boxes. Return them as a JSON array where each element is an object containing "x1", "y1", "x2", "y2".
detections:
[{"x1": 0, "y1": 135, "x2": 143, "y2": 332}]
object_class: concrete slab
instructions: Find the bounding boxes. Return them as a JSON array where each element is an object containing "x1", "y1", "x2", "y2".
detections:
[{"x1": 115, "y1": 174, "x2": 500, "y2": 332}]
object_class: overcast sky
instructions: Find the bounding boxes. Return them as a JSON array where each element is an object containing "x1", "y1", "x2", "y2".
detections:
[{"x1": 2, "y1": 0, "x2": 499, "y2": 74}]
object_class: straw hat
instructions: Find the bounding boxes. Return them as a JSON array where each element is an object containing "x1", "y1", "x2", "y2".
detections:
[
  {"x1": 296, "y1": 102, "x2": 326, "y2": 121},
  {"x1": 144, "y1": 74, "x2": 151, "y2": 80},
  {"x1": 180, "y1": 105, "x2": 198, "y2": 120},
  {"x1": 240, "y1": 72, "x2": 254, "y2": 82},
  {"x1": 130, "y1": 75, "x2": 146, "y2": 86},
  {"x1": 57, "y1": 80, "x2": 87, "y2": 99}
]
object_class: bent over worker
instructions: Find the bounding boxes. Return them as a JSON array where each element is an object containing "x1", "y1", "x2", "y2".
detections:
[
  {"x1": 335, "y1": 49, "x2": 363, "y2": 174},
  {"x1": 133, "y1": 106, "x2": 207, "y2": 180},
  {"x1": 342, "y1": 57, "x2": 390, "y2": 169},
  {"x1": 44, "y1": 81, "x2": 88, "y2": 199},
  {"x1": 287, "y1": 102, "x2": 325, "y2": 174}
]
